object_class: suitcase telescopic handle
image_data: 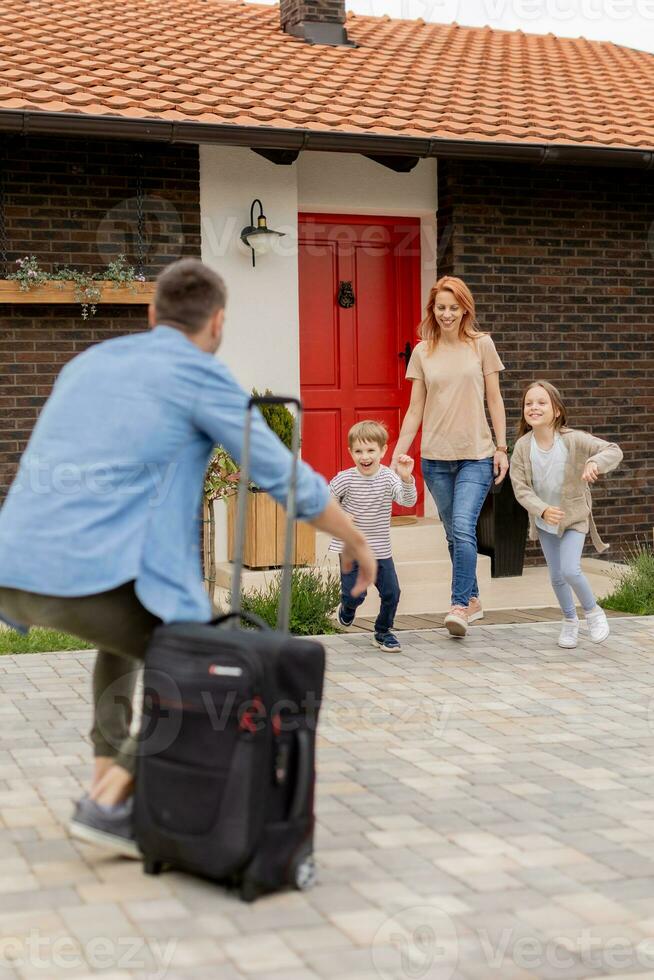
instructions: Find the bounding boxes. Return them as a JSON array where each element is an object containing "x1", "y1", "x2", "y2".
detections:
[
  {"x1": 230, "y1": 395, "x2": 302, "y2": 634},
  {"x1": 211, "y1": 610, "x2": 272, "y2": 632}
]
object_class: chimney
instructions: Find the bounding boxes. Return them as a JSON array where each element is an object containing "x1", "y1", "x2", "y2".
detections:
[{"x1": 280, "y1": 0, "x2": 351, "y2": 46}]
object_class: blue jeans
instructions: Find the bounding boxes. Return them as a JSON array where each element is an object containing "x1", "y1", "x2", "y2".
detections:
[
  {"x1": 340, "y1": 557, "x2": 400, "y2": 636},
  {"x1": 421, "y1": 457, "x2": 494, "y2": 607},
  {"x1": 537, "y1": 528, "x2": 597, "y2": 619}
]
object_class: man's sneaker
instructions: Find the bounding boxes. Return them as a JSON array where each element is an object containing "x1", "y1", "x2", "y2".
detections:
[
  {"x1": 337, "y1": 604, "x2": 355, "y2": 628},
  {"x1": 558, "y1": 618, "x2": 579, "y2": 649},
  {"x1": 467, "y1": 597, "x2": 484, "y2": 624},
  {"x1": 586, "y1": 606, "x2": 610, "y2": 644},
  {"x1": 444, "y1": 605, "x2": 468, "y2": 637},
  {"x1": 373, "y1": 632, "x2": 402, "y2": 652},
  {"x1": 69, "y1": 795, "x2": 139, "y2": 859}
]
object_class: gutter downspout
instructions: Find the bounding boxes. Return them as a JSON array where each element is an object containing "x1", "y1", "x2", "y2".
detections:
[{"x1": 1, "y1": 109, "x2": 653, "y2": 169}]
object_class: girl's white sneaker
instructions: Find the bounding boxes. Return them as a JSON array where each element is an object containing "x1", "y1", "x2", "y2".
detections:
[
  {"x1": 558, "y1": 619, "x2": 579, "y2": 649},
  {"x1": 586, "y1": 607, "x2": 610, "y2": 643}
]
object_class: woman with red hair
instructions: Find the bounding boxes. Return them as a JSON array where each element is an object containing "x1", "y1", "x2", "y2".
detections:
[{"x1": 392, "y1": 276, "x2": 508, "y2": 637}]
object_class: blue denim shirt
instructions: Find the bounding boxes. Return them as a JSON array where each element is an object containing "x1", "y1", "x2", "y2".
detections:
[{"x1": 0, "y1": 326, "x2": 328, "y2": 623}]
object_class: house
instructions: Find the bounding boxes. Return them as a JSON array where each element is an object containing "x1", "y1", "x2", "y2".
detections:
[{"x1": 0, "y1": 0, "x2": 652, "y2": 567}]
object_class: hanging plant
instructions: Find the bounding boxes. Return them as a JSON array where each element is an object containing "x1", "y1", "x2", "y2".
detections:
[
  {"x1": 204, "y1": 445, "x2": 242, "y2": 502},
  {"x1": 8, "y1": 254, "x2": 146, "y2": 318}
]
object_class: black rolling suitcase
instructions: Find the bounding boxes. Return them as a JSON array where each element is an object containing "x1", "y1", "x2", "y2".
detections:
[{"x1": 134, "y1": 396, "x2": 325, "y2": 901}]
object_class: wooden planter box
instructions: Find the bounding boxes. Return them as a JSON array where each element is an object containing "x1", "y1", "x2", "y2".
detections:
[
  {"x1": 0, "y1": 280, "x2": 155, "y2": 304},
  {"x1": 227, "y1": 492, "x2": 316, "y2": 569},
  {"x1": 202, "y1": 497, "x2": 217, "y2": 593},
  {"x1": 477, "y1": 476, "x2": 529, "y2": 578}
]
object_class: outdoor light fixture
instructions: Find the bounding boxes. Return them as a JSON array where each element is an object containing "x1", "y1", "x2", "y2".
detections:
[{"x1": 240, "y1": 199, "x2": 285, "y2": 267}]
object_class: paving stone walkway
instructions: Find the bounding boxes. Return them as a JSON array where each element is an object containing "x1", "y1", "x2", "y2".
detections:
[{"x1": 1, "y1": 616, "x2": 654, "y2": 980}]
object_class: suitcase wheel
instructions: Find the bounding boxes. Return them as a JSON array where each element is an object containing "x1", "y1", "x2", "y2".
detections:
[
  {"x1": 239, "y1": 877, "x2": 260, "y2": 903},
  {"x1": 293, "y1": 856, "x2": 317, "y2": 891},
  {"x1": 143, "y1": 857, "x2": 163, "y2": 876}
]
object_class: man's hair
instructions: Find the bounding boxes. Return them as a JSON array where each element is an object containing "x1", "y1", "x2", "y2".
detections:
[
  {"x1": 154, "y1": 258, "x2": 227, "y2": 334},
  {"x1": 348, "y1": 420, "x2": 389, "y2": 450}
]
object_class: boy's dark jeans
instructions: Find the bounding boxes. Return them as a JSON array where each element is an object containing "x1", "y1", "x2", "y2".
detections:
[{"x1": 340, "y1": 556, "x2": 400, "y2": 635}]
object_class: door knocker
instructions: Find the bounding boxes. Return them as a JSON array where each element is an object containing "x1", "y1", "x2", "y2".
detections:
[{"x1": 337, "y1": 281, "x2": 355, "y2": 308}]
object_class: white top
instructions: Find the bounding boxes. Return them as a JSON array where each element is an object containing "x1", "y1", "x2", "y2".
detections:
[
  {"x1": 531, "y1": 433, "x2": 569, "y2": 535},
  {"x1": 328, "y1": 464, "x2": 417, "y2": 559}
]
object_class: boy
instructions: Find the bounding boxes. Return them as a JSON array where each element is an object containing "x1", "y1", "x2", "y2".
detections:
[{"x1": 329, "y1": 421, "x2": 416, "y2": 651}]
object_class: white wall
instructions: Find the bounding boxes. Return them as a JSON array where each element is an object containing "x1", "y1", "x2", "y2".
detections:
[
  {"x1": 199, "y1": 146, "x2": 438, "y2": 394},
  {"x1": 200, "y1": 145, "x2": 302, "y2": 560},
  {"x1": 200, "y1": 146, "x2": 440, "y2": 559},
  {"x1": 200, "y1": 145, "x2": 301, "y2": 397}
]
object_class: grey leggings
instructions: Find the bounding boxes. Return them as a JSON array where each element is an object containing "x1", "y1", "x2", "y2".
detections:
[{"x1": 537, "y1": 528, "x2": 597, "y2": 620}]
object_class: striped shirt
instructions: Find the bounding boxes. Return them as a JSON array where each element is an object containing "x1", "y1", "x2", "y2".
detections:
[{"x1": 328, "y1": 465, "x2": 417, "y2": 559}]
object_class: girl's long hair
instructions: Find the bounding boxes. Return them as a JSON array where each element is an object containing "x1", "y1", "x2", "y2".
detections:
[
  {"x1": 419, "y1": 276, "x2": 485, "y2": 351},
  {"x1": 517, "y1": 380, "x2": 568, "y2": 438}
]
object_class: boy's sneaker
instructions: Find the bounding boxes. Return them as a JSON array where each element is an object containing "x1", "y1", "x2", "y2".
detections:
[
  {"x1": 373, "y1": 632, "x2": 402, "y2": 652},
  {"x1": 444, "y1": 605, "x2": 468, "y2": 637},
  {"x1": 586, "y1": 606, "x2": 610, "y2": 643},
  {"x1": 337, "y1": 604, "x2": 355, "y2": 628},
  {"x1": 558, "y1": 618, "x2": 579, "y2": 649},
  {"x1": 69, "y1": 795, "x2": 140, "y2": 859},
  {"x1": 467, "y1": 597, "x2": 484, "y2": 624}
]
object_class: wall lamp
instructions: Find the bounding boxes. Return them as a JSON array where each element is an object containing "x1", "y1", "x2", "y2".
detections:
[{"x1": 240, "y1": 199, "x2": 285, "y2": 267}]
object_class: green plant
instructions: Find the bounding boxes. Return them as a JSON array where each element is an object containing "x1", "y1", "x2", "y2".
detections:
[
  {"x1": 203, "y1": 392, "x2": 296, "y2": 503},
  {"x1": 252, "y1": 388, "x2": 294, "y2": 449},
  {"x1": 231, "y1": 566, "x2": 342, "y2": 636},
  {"x1": 204, "y1": 445, "x2": 241, "y2": 502},
  {"x1": 0, "y1": 628, "x2": 94, "y2": 655},
  {"x1": 601, "y1": 542, "x2": 654, "y2": 616},
  {"x1": 9, "y1": 254, "x2": 146, "y2": 318}
]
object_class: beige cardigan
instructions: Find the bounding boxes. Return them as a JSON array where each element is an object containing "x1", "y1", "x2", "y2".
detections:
[{"x1": 509, "y1": 428, "x2": 623, "y2": 553}]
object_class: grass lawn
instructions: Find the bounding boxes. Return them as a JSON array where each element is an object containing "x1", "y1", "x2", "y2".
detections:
[{"x1": 0, "y1": 628, "x2": 94, "y2": 655}]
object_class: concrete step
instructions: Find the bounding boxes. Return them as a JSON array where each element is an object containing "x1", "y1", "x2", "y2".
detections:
[
  {"x1": 212, "y1": 516, "x2": 500, "y2": 618},
  {"x1": 215, "y1": 562, "x2": 619, "y2": 622},
  {"x1": 213, "y1": 553, "x2": 492, "y2": 617},
  {"x1": 316, "y1": 518, "x2": 451, "y2": 564},
  {"x1": 580, "y1": 557, "x2": 626, "y2": 580}
]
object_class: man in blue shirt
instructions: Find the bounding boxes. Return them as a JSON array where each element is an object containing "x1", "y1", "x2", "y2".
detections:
[{"x1": 0, "y1": 258, "x2": 376, "y2": 856}]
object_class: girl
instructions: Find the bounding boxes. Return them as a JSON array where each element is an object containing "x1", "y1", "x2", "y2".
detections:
[
  {"x1": 510, "y1": 380, "x2": 623, "y2": 649},
  {"x1": 392, "y1": 276, "x2": 508, "y2": 637}
]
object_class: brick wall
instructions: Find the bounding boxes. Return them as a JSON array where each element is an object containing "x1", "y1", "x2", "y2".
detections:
[
  {"x1": 0, "y1": 135, "x2": 200, "y2": 496},
  {"x1": 280, "y1": 0, "x2": 345, "y2": 29},
  {"x1": 436, "y1": 159, "x2": 654, "y2": 561}
]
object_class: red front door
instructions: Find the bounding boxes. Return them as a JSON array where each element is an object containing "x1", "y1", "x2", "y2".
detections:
[{"x1": 299, "y1": 213, "x2": 423, "y2": 514}]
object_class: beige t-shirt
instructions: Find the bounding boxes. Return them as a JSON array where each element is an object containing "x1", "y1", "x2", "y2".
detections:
[{"x1": 406, "y1": 334, "x2": 504, "y2": 461}]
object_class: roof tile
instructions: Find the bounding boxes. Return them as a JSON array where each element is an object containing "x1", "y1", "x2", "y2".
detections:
[{"x1": 0, "y1": 0, "x2": 651, "y2": 150}]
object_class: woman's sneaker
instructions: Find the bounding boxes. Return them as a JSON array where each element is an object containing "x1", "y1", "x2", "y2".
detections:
[
  {"x1": 69, "y1": 795, "x2": 139, "y2": 859},
  {"x1": 558, "y1": 618, "x2": 579, "y2": 649},
  {"x1": 444, "y1": 606, "x2": 468, "y2": 637},
  {"x1": 467, "y1": 597, "x2": 484, "y2": 624},
  {"x1": 373, "y1": 632, "x2": 402, "y2": 652},
  {"x1": 586, "y1": 607, "x2": 610, "y2": 643}
]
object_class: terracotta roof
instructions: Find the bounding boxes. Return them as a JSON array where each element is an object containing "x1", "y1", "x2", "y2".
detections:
[{"x1": 0, "y1": 0, "x2": 653, "y2": 150}]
